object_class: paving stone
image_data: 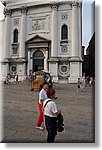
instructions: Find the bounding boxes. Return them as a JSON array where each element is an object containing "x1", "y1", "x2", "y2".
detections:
[{"x1": 1, "y1": 82, "x2": 95, "y2": 143}]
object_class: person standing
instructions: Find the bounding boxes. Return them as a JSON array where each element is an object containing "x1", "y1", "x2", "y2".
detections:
[
  {"x1": 15, "y1": 74, "x2": 18, "y2": 83},
  {"x1": 36, "y1": 81, "x2": 49, "y2": 130},
  {"x1": 43, "y1": 88, "x2": 61, "y2": 143},
  {"x1": 77, "y1": 77, "x2": 81, "y2": 92},
  {"x1": 80, "y1": 76, "x2": 86, "y2": 92}
]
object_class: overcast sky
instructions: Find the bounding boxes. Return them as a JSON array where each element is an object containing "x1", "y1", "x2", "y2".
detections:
[
  {"x1": 0, "y1": 0, "x2": 94, "y2": 49},
  {"x1": 82, "y1": 0, "x2": 95, "y2": 48}
]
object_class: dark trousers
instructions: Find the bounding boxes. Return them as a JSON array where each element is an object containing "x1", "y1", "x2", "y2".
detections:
[{"x1": 45, "y1": 115, "x2": 57, "y2": 143}]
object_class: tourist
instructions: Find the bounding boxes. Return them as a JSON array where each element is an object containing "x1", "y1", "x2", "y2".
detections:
[
  {"x1": 77, "y1": 77, "x2": 81, "y2": 92},
  {"x1": 80, "y1": 76, "x2": 86, "y2": 92},
  {"x1": 15, "y1": 74, "x2": 18, "y2": 83},
  {"x1": 36, "y1": 81, "x2": 49, "y2": 130},
  {"x1": 43, "y1": 88, "x2": 61, "y2": 143},
  {"x1": 4, "y1": 74, "x2": 10, "y2": 84}
]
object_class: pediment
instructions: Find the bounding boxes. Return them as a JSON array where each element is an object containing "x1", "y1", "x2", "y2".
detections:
[{"x1": 26, "y1": 35, "x2": 50, "y2": 44}]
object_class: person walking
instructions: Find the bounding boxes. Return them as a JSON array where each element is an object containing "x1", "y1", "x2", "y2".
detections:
[
  {"x1": 43, "y1": 88, "x2": 61, "y2": 143},
  {"x1": 36, "y1": 81, "x2": 49, "y2": 130}
]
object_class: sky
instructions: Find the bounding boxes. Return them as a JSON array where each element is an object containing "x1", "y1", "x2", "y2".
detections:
[
  {"x1": 0, "y1": 0, "x2": 94, "y2": 49},
  {"x1": 82, "y1": 0, "x2": 95, "y2": 49}
]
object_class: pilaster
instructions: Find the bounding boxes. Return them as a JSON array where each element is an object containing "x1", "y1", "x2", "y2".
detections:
[
  {"x1": 27, "y1": 50, "x2": 31, "y2": 76},
  {"x1": 71, "y1": 2, "x2": 80, "y2": 58},
  {"x1": 0, "y1": 20, "x2": 5, "y2": 61},
  {"x1": 19, "y1": 6, "x2": 28, "y2": 58},
  {"x1": 51, "y1": 4, "x2": 58, "y2": 57},
  {"x1": 4, "y1": 8, "x2": 12, "y2": 59},
  {"x1": 78, "y1": 3, "x2": 82, "y2": 58},
  {"x1": 44, "y1": 50, "x2": 48, "y2": 72},
  {"x1": 69, "y1": 2, "x2": 82, "y2": 83}
]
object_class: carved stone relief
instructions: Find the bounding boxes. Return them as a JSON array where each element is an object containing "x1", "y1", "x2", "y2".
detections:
[
  {"x1": 61, "y1": 45, "x2": 68, "y2": 53},
  {"x1": 61, "y1": 13, "x2": 68, "y2": 20},
  {"x1": 32, "y1": 19, "x2": 45, "y2": 31},
  {"x1": 59, "y1": 64, "x2": 70, "y2": 76},
  {"x1": 13, "y1": 18, "x2": 19, "y2": 25},
  {"x1": 29, "y1": 15, "x2": 49, "y2": 34}
]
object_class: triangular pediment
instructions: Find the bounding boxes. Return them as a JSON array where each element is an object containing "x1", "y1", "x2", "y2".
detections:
[{"x1": 26, "y1": 35, "x2": 50, "y2": 44}]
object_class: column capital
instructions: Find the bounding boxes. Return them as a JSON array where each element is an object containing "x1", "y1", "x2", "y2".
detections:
[
  {"x1": 70, "y1": 1, "x2": 79, "y2": 8},
  {"x1": 28, "y1": 48, "x2": 31, "y2": 52},
  {"x1": 4, "y1": 8, "x2": 12, "y2": 16},
  {"x1": 51, "y1": 3, "x2": 59, "y2": 10},
  {"x1": 78, "y1": 2, "x2": 82, "y2": 7},
  {"x1": 19, "y1": 5, "x2": 28, "y2": 15}
]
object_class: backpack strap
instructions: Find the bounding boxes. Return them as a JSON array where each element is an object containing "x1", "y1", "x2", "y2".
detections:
[{"x1": 43, "y1": 99, "x2": 51, "y2": 109}]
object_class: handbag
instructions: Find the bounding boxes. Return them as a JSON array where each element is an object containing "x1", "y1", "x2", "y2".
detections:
[{"x1": 57, "y1": 113, "x2": 64, "y2": 132}]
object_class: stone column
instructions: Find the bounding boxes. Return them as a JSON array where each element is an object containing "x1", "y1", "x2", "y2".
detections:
[
  {"x1": 31, "y1": 58, "x2": 33, "y2": 72},
  {"x1": 51, "y1": 4, "x2": 58, "y2": 57},
  {"x1": 0, "y1": 20, "x2": 5, "y2": 61},
  {"x1": 78, "y1": 3, "x2": 82, "y2": 58},
  {"x1": 27, "y1": 50, "x2": 31, "y2": 76},
  {"x1": 69, "y1": 2, "x2": 82, "y2": 83},
  {"x1": 44, "y1": 50, "x2": 48, "y2": 71},
  {"x1": 19, "y1": 6, "x2": 28, "y2": 58},
  {"x1": 4, "y1": 8, "x2": 11, "y2": 59},
  {"x1": 71, "y1": 2, "x2": 79, "y2": 58},
  {"x1": 49, "y1": 4, "x2": 59, "y2": 82}
]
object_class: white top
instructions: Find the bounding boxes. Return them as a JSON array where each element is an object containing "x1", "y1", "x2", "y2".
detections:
[
  {"x1": 43, "y1": 99, "x2": 58, "y2": 117},
  {"x1": 38, "y1": 89, "x2": 48, "y2": 104}
]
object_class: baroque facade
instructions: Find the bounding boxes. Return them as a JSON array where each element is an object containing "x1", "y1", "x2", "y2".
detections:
[{"x1": 0, "y1": 0, "x2": 82, "y2": 83}]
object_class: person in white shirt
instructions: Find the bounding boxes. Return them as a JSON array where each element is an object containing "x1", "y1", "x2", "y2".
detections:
[
  {"x1": 43, "y1": 88, "x2": 61, "y2": 143},
  {"x1": 36, "y1": 81, "x2": 49, "y2": 130}
]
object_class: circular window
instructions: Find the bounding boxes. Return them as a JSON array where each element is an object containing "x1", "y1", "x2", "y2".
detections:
[
  {"x1": 12, "y1": 66, "x2": 16, "y2": 72},
  {"x1": 61, "y1": 65, "x2": 67, "y2": 73},
  {"x1": 59, "y1": 64, "x2": 70, "y2": 76},
  {"x1": 10, "y1": 65, "x2": 17, "y2": 75}
]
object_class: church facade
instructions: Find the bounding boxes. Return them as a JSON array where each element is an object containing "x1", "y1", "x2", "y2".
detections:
[{"x1": 0, "y1": 0, "x2": 82, "y2": 83}]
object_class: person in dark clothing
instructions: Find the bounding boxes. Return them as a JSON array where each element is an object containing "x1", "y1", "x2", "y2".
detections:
[
  {"x1": 43, "y1": 88, "x2": 61, "y2": 143},
  {"x1": 45, "y1": 115, "x2": 57, "y2": 143}
]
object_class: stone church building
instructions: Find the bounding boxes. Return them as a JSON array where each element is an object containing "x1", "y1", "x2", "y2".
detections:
[{"x1": 0, "y1": 0, "x2": 82, "y2": 83}]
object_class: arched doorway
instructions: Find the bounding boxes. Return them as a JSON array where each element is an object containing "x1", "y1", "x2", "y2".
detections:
[{"x1": 33, "y1": 50, "x2": 44, "y2": 72}]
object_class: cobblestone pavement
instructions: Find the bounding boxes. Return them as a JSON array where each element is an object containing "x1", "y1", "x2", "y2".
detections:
[{"x1": 1, "y1": 82, "x2": 95, "y2": 143}]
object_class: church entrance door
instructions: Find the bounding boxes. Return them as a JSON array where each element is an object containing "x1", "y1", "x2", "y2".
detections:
[{"x1": 33, "y1": 50, "x2": 44, "y2": 72}]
